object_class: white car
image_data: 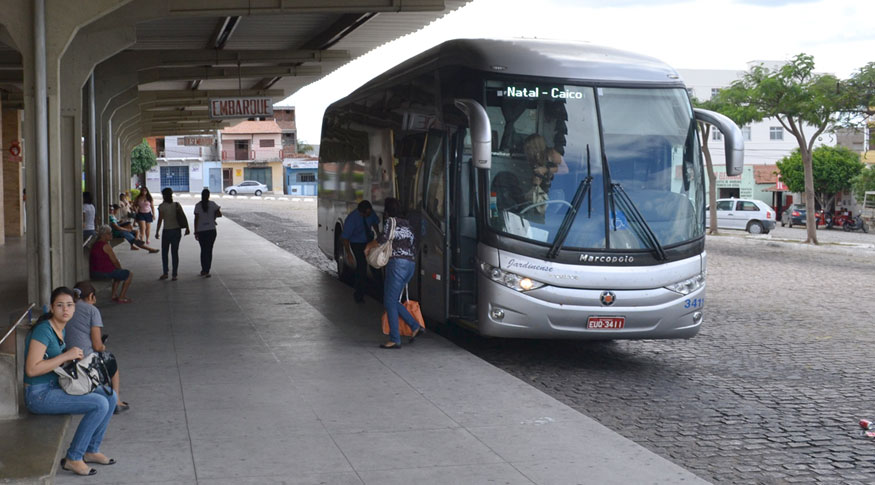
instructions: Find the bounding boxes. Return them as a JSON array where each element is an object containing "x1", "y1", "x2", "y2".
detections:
[
  {"x1": 706, "y1": 198, "x2": 776, "y2": 234},
  {"x1": 224, "y1": 180, "x2": 268, "y2": 196}
]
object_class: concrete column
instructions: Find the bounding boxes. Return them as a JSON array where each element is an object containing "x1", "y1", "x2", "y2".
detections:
[
  {"x1": 3, "y1": 109, "x2": 24, "y2": 239},
  {"x1": 0, "y1": 105, "x2": 4, "y2": 244}
]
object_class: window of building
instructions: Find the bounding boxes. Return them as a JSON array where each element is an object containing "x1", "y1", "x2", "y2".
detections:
[
  {"x1": 742, "y1": 126, "x2": 752, "y2": 141},
  {"x1": 711, "y1": 130, "x2": 722, "y2": 141},
  {"x1": 297, "y1": 173, "x2": 316, "y2": 183},
  {"x1": 259, "y1": 139, "x2": 275, "y2": 148},
  {"x1": 710, "y1": 88, "x2": 721, "y2": 98},
  {"x1": 770, "y1": 126, "x2": 783, "y2": 140}
]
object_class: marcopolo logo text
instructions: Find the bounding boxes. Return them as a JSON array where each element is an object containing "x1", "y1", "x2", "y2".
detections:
[{"x1": 580, "y1": 254, "x2": 635, "y2": 264}]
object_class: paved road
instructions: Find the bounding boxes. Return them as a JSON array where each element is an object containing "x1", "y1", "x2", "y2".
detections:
[{"x1": 213, "y1": 196, "x2": 875, "y2": 484}]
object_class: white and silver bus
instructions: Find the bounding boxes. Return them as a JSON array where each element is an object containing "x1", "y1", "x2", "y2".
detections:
[{"x1": 317, "y1": 38, "x2": 743, "y2": 339}]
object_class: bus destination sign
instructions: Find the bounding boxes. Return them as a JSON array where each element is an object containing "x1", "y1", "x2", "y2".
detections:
[
  {"x1": 209, "y1": 97, "x2": 274, "y2": 119},
  {"x1": 499, "y1": 86, "x2": 584, "y2": 99}
]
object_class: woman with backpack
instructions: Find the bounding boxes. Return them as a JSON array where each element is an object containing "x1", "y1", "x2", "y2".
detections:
[{"x1": 23, "y1": 287, "x2": 117, "y2": 476}]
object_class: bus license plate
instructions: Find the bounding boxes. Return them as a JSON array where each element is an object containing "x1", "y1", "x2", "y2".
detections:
[{"x1": 587, "y1": 317, "x2": 625, "y2": 329}]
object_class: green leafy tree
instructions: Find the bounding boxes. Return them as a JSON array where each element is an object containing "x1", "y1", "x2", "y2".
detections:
[
  {"x1": 692, "y1": 91, "x2": 760, "y2": 235},
  {"x1": 130, "y1": 140, "x2": 157, "y2": 186},
  {"x1": 720, "y1": 54, "x2": 847, "y2": 244},
  {"x1": 844, "y1": 62, "x2": 875, "y2": 121},
  {"x1": 776, "y1": 145, "x2": 864, "y2": 212},
  {"x1": 851, "y1": 164, "x2": 875, "y2": 201},
  {"x1": 296, "y1": 139, "x2": 314, "y2": 154}
]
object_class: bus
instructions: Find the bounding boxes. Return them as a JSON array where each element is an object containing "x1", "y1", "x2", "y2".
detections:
[{"x1": 317, "y1": 38, "x2": 743, "y2": 339}]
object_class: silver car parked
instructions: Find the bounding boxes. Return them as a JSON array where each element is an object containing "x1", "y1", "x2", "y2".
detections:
[
  {"x1": 706, "y1": 198, "x2": 776, "y2": 234},
  {"x1": 224, "y1": 180, "x2": 268, "y2": 196}
]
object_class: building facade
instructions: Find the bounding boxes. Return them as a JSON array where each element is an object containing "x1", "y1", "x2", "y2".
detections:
[
  {"x1": 144, "y1": 135, "x2": 221, "y2": 194},
  {"x1": 219, "y1": 120, "x2": 284, "y2": 193}
]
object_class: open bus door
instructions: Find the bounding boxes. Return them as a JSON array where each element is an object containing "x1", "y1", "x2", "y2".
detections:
[{"x1": 418, "y1": 131, "x2": 448, "y2": 323}]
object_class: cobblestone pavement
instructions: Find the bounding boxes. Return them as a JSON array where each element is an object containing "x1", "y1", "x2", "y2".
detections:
[{"x1": 215, "y1": 196, "x2": 875, "y2": 484}]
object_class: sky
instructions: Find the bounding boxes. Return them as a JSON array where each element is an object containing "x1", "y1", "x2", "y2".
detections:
[{"x1": 282, "y1": 0, "x2": 875, "y2": 143}]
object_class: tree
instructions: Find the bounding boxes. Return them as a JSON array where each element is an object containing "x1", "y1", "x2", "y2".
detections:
[
  {"x1": 130, "y1": 140, "x2": 157, "y2": 186},
  {"x1": 692, "y1": 92, "x2": 760, "y2": 235},
  {"x1": 851, "y1": 164, "x2": 875, "y2": 202},
  {"x1": 296, "y1": 139, "x2": 314, "y2": 154},
  {"x1": 721, "y1": 54, "x2": 847, "y2": 244},
  {"x1": 776, "y1": 145, "x2": 864, "y2": 212}
]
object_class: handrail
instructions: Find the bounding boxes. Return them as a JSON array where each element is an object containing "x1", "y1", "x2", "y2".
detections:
[{"x1": 0, "y1": 303, "x2": 36, "y2": 348}]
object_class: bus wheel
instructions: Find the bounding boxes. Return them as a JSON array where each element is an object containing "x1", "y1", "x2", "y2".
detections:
[{"x1": 334, "y1": 232, "x2": 354, "y2": 283}]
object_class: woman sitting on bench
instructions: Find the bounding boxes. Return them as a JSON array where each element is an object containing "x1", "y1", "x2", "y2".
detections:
[
  {"x1": 109, "y1": 204, "x2": 158, "y2": 253},
  {"x1": 90, "y1": 225, "x2": 134, "y2": 303},
  {"x1": 24, "y1": 286, "x2": 117, "y2": 476}
]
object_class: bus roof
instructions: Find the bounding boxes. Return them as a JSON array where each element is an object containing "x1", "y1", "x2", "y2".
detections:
[{"x1": 355, "y1": 38, "x2": 685, "y2": 92}]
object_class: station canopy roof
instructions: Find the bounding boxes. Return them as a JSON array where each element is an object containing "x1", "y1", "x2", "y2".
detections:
[{"x1": 0, "y1": 0, "x2": 469, "y2": 136}]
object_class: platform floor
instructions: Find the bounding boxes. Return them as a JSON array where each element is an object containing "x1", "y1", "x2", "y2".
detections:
[{"x1": 32, "y1": 209, "x2": 706, "y2": 484}]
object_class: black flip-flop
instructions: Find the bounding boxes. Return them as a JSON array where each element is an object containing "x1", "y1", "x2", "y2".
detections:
[
  {"x1": 114, "y1": 402, "x2": 130, "y2": 414},
  {"x1": 379, "y1": 342, "x2": 401, "y2": 349}
]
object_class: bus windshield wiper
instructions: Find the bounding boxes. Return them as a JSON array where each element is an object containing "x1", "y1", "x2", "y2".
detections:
[
  {"x1": 610, "y1": 183, "x2": 667, "y2": 261},
  {"x1": 547, "y1": 145, "x2": 592, "y2": 260}
]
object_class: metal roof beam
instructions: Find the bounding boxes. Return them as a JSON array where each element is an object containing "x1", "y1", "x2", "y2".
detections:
[
  {"x1": 134, "y1": 49, "x2": 349, "y2": 67},
  {"x1": 167, "y1": 0, "x2": 445, "y2": 16},
  {"x1": 139, "y1": 65, "x2": 322, "y2": 84},
  {"x1": 138, "y1": 89, "x2": 284, "y2": 102}
]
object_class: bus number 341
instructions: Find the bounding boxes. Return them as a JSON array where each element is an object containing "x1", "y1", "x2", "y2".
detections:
[{"x1": 684, "y1": 298, "x2": 704, "y2": 309}]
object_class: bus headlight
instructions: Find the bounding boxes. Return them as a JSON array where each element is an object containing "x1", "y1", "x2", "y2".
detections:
[
  {"x1": 479, "y1": 262, "x2": 546, "y2": 292},
  {"x1": 665, "y1": 273, "x2": 705, "y2": 295}
]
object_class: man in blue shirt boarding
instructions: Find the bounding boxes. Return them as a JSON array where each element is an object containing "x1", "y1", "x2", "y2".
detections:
[{"x1": 341, "y1": 200, "x2": 380, "y2": 303}]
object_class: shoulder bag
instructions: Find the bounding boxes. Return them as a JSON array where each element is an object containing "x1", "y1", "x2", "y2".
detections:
[
  {"x1": 53, "y1": 352, "x2": 112, "y2": 396},
  {"x1": 366, "y1": 217, "x2": 395, "y2": 269},
  {"x1": 174, "y1": 202, "x2": 190, "y2": 231}
]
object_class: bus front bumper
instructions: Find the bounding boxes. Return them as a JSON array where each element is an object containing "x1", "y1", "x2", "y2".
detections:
[{"x1": 476, "y1": 275, "x2": 705, "y2": 340}]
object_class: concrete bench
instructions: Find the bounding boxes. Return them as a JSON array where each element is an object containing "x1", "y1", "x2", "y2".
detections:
[{"x1": 0, "y1": 413, "x2": 70, "y2": 484}]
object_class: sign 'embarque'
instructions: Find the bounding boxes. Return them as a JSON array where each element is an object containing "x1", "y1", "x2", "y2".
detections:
[{"x1": 209, "y1": 97, "x2": 273, "y2": 119}]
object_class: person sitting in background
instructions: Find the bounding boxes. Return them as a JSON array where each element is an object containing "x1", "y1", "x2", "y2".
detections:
[
  {"x1": 109, "y1": 204, "x2": 158, "y2": 253},
  {"x1": 66, "y1": 281, "x2": 129, "y2": 414},
  {"x1": 83, "y1": 192, "x2": 96, "y2": 242},
  {"x1": 90, "y1": 225, "x2": 134, "y2": 303}
]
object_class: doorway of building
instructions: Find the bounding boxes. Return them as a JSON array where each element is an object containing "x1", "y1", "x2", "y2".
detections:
[
  {"x1": 244, "y1": 167, "x2": 272, "y2": 191},
  {"x1": 719, "y1": 188, "x2": 740, "y2": 199},
  {"x1": 234, "y1": 140, "x2": 250, "y2": 161},
  {"x1": 222, "y1": 169, "x2": 232, "y2": 189}
]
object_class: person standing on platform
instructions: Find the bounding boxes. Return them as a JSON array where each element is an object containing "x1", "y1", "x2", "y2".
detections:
[
  {"x1": 134, "y1": 187, "x2": 156, "y2": 245},
  {"x1": 340, "y1": 200, "x2": 380, "y2": 303},
  {"x1": 155, "y1": 187, "x2": 190, "y2": 281},
  {"x1": 83, "y1": 192, "x2": 96, "y2": 242},
  {"x1": 193, "y1": 188, "x2": 222, "y2": 278},
  {"x1": 366, "y1": 197, "x2": 423, "y2": 349}
]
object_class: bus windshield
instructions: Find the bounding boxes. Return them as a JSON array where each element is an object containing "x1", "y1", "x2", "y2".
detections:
[{"x1": 484, "y1": 80, "x2": 704, "y2": 251}]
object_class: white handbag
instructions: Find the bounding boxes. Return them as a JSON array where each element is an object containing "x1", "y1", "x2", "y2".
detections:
[
  {"x1": 53, "y1": 352, "x2": 110, "y2": 395},
  {"x1": 366, "y1": 217, "x2": 395, "y2": 269}
]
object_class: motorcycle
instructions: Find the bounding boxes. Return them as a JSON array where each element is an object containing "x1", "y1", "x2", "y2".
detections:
[
  {"x1": 830, "y1": 212, "x2": 852, "y2": 229},
  {"x1": 815, "y1": 210, "x2": 832, "y2": 229},
  {"x1": 843, "y1": 215, "x2": 869, "y2": 233}
]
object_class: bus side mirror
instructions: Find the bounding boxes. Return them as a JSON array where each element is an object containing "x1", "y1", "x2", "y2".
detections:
[
  {"x1": 693, "y1": 108, "x2": 744, "y2": 176},
  {"x1": 454, "y1": 98, "x2": 492, "y2": 169}
]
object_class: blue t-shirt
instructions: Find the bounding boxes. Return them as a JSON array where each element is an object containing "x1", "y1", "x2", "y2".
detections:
[
  {"x1": 341, "y1": 210, "x2": 379, "y2": 243},
  {"x1": 24, "y1": 321, "x2": 65, "y2": 385}
]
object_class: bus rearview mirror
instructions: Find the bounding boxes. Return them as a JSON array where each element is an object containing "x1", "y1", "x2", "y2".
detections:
[
  {"x1": 693, "y1": 108, "x2": 744, "y2": 177},
  {"x1": 454, "y1": 98, "x2": 492, "y2": 169}
]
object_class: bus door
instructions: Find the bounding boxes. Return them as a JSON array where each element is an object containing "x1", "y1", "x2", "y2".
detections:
[
  {"x1": 449, "y1": 130, "x2": 478, "y2": 321},
  {"x1": 418, "y1": 131, "x2": 448, "y2": 322}
]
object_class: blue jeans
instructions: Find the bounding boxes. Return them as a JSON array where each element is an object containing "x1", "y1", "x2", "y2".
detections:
[
  {"x1": 384, "y1": 258, "x2": 420, "y2": 345},
  {"x1": 25, "y1": 381, "x2": 117, "y2": 461},
  {"x1": 161, "y1": 228, "x2": 182, "y2": 276}
]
